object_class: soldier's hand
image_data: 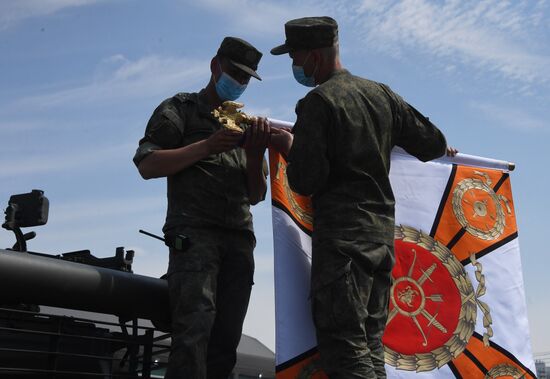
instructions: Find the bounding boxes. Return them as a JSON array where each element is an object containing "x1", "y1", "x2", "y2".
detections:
[
  {"x1": 243, "y1": 117, "x2": 270, "y2": 156},
  {"x1": 269, "y1": 127, "x2": 293, "y2": 155},
  {"x1": 205, "y1": 129, "x2": 243, "y2": 154},
  {"x1": 446, "y1": 146, "x2": 458, "y2": 157}
]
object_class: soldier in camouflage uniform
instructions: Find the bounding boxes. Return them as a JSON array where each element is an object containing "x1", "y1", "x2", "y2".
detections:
[
  {"x1": 133, "y1": 37, "x2": 270, "y2": 379},
  {"x1": 270, "y1": 17, "x2": 449, "y2": 379}
]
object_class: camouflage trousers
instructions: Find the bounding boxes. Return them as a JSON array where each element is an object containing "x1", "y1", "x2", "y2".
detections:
[
  {"x1": 311, "y1": 238, "x2": 394, "y2": 379},
  {"x1": 164, "y1": 226, "x2": 255, "y2": 379}
]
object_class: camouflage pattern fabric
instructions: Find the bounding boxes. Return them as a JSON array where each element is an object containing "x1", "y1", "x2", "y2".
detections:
[
  {"x1": 287, "y1": 69, "x2": 447, "y2": 378},
  {"x1": 164, "y1": 226, "x2": 255, "y2": 379},
  {"x1": 134, "y1": 91, "x2": 265, "y2": 378},
  {"x1": 312, "y1": 240, "x2": 393, "y2": 379},
  {"x1": 134, "y1": 92, "x2": 265, "y2": 234},
  {"x1": 287, "y1": 69, "x2": 447, "y2": 247}
]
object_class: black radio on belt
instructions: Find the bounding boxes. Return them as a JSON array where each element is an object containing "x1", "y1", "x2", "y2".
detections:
[
  {"x1": 139, "y1": 229, "x2": 190, "y2": 251},
  {"x1": 164, "y1": 232, "x2": 190, "y2": 251}
]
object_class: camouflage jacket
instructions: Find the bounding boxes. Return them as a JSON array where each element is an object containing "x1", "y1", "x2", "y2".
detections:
[
  {"x1": 134, "y1": 92, "x2": 264, "y2": 233},
  {"x1": 287, "y1": 69, "x2": 447, "y2": 245}
]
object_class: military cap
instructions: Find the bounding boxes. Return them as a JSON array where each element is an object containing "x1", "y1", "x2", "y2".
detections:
[
  {"x1": 217, "y1": 36, "x2": 263, "y2": 80},
  {"x1": 271, "y1": 16, "x2": 338, "y2": 55}
]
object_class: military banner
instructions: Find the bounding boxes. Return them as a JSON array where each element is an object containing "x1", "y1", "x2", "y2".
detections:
[{"x1": 270, "y1": 147, "x2": 536, "y2": 379}]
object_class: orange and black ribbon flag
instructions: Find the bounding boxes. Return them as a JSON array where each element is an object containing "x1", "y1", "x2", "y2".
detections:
[{"x1": 270, "y1": 146, "x2": 535, "y2": 379}]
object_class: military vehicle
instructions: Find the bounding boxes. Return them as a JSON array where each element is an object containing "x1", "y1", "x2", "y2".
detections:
[{"x1": 0, "y1": 190, "x2": 171, "y2": 378}]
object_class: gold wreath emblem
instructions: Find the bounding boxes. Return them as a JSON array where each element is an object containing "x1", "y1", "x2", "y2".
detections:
[
  {"x1": 452, "y1": 171, "x2": 512, "y2": 240},
  {"x1": 485, "y1": 363, "x2": 526, "y2": 378},
  {"x1": 384, "y1": 225, "x2": 493, "y2": 372},
  {"x1": 276, "y1": 162, "x2": 313, "y2": 226}
]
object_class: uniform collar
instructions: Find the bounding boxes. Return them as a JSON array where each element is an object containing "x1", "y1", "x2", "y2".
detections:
[{"x1": 328, "y1": 68, "x2": 349, "y2": 79}]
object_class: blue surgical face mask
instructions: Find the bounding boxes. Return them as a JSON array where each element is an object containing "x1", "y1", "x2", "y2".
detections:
[
  {"x1": 292, "y1": 53, "x2": 317, "y2": 87},
  {"x1": 215, "y1": 63, "x2": 247, "y2": 101}
]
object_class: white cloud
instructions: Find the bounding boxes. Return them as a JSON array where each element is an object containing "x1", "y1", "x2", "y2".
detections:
[
  {"x1": 0, "y1": 0, "x2": 105, "y2": 30},
  {"x1": 470, "y1": 102, "x2": 547, "y2": 131},
  {"x1": 185, "y1": 0, "x2": 316, "y2": 35},
  {"x1": 0, "y1": 142, "x2": 134, "y2": 177},
  {"x1": 313, "y1": 0, "x2": 550, "y2": 85},
  {"x1": 186, "y1": 0, "x2": 550, "y2": 87},
  {"x1": 356, "y1": 0, "x2": 392, "y2": 14},
  {"x1": 1, "y1": 55, "x2": 208, "y2": 113}
]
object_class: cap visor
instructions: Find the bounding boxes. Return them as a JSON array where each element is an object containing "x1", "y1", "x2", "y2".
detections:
[
  {"x1": 229, "y1": 59, "x2": 262, "y2": 80},
  {"x1": 270, "y1": 43, "x2": 291, "y2": 55}
]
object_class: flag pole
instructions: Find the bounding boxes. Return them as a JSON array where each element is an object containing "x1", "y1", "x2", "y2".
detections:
[
  {"x1": 268, "y1": 119, "x2": 515, "y2": 172},
  {"x1": 392, "y1": 147, "x2": 515, "y2": 172}
]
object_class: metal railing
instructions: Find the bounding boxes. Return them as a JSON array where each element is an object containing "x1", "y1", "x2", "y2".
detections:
[{"x1": 0, "y1": 307, "x2": 171, "y2": 378}]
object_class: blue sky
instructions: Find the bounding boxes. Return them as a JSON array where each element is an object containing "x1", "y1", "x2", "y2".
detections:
[{"x1": 1, "y1": 0, "x2": 549, "y2": 356}]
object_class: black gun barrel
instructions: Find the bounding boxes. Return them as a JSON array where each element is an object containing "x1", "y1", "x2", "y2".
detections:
[{"x1": 0, "y1": 249, "x2": 169, "y2": 325}]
